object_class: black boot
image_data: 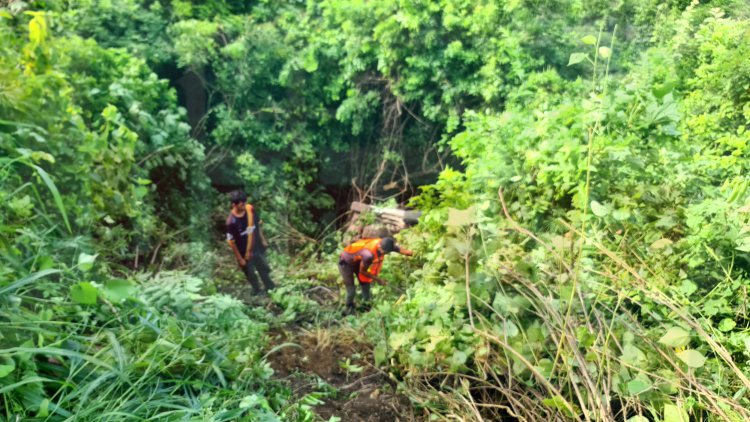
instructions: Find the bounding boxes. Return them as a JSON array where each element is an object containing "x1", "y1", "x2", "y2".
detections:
[{"x1": 357, "y1": 302, "x2": 372, "y2": 312}]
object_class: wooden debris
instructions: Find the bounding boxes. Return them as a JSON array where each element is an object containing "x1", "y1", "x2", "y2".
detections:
[{"x1": 346, "y1": 201, "x2": 421, "y2": 239}]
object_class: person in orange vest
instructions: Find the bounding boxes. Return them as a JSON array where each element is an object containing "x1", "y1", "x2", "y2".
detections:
[
  {"x1": 226, "y1": 190, "x2": 276, "y2": 295},
  {"x1": 338, "y1": 237, "x2": 413, "y2": 314}
]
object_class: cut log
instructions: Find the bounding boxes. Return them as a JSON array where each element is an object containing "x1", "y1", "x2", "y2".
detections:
[
  {"x1": 346, "y1": 201, "x2": 420, "y2": 241},
  {"x1": 362, "y1": 225, "x2": 392, "y2": 238},
  {"x1": 350, "y1": 201, "x2": 421, "y2": 226}
]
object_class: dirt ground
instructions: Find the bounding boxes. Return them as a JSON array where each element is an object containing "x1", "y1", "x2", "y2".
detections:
[
  {"x1": 214, "y1": 264, "x2": 422, "y2": 421},
  {"x1": 266, "y1": 328, "x2": 418, "y2": 421}
]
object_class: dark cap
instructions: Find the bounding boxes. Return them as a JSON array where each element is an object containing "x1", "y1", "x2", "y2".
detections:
[
  {"x1": 380, "y1": 237, "x2": 399, "y2": 253},
  {"x1": 230, "y1": 190, "x2": 247, "y2": 204}
]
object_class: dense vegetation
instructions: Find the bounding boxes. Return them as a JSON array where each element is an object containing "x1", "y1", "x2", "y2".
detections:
[{"x1": 3, "y1": 0, "x2": 750, "y2": 420}]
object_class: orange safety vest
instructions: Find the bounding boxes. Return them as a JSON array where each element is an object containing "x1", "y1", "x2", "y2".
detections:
[
  {"x1": 243, "y1": 204, "x2": 255, "y2": 259},
  {"x1": 227, "y1": 204, "x2": 255, "y2": 260},
  {"x1": 343, "y1": 238, "x2": 384, "y2": 283}
]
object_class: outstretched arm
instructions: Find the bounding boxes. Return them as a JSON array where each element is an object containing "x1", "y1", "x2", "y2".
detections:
[
  {"x1": 398, "y1": 248, "x2": 413, "y2": 256},
  {"x1": 359, "y1": 261, "x2": 387, "y2": 285}
]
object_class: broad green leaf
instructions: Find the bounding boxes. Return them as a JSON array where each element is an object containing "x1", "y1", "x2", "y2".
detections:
[
  {"x1": 26, "y1": 12, "x2": 47, "y2": 45},
  {"x1": 718, "y1": 318, "x2": 736, "y2": 332},
  {"x1": 408, "y1": 349, "x2": 427, "y2": 367},
  {"x1": 679, "y1": 279, "x2": 697, "y2": 296},
  {"x1": 653, "y1": 81, "x2": 678, "y2": 99},
  {"x1": 447, "y1": 207, "x2": 476, "y2": 226},
  {"x1": 656, "y1": 369, "x2": 679, "y2": 395},
  {"x1": 735, "y1": 238, "x2": 750, "y2": 252},
  {"x1": 612, "y1": 208, "x2": 631, "y2": 221},
  {"x1": 621, "y1": 344, "x2": 646, "y2": 366},
  {"x1": 102, "y1": 279, "x2": 136, "y2": 303},
  {"x1": 598, "y1": 46, "x2": 612, "y2": 58},
  {"x1": 388, "y1": 331, "x2": 414, "y2": 350},
  {"x1": 581, "y1": 35, "x2": 597, "y2": 45},
  {"x1": 676, "y1": 349, "x2": 706, "y2": 368},
  {"x1": 502, "y1": 320, "x2": 519, "y2": 338},
  {"x1": 492, "y1": 293, "x2": 521, "y2": 315},
  {"x1": 77, "y1": 253, "x2": 97, "y2": 272},
  {"x1": 0, "y1": 362, "x2": 15, "y2": 378},
  {"x1": 446, "y1": 261, "x2": 464, "y2": 278},
  {"x1": 30, "y1": 150, "x2": 54, "y2": 163},
  {"x1": 542, "y1": 396, "x2": 579, "y2": 418},
  {"x1": 590, "y1": 200, "x2": 609, "y2": 217},
  {"x1": 703, "y1": 298, "x2": 726, "y2": 316},
  {"x1": 239, "y1": 394, "x2": 261, "y2": 409},
  {"x1": 302, "y1": 49, "x2": 318, "y2": 73},
  {"x1": 627, "y1": 417, "x2": 649, "y2": 422},
  {"x1": 627, "y1": 377, "x2": 651, "y2": 395},
  {"x1": 37, "y1": 255, "x2": 55, "y2": 270},
  {"x1": 658, "y1": 327, "x2": 690, "y2": 348},
  {"x1": 374, "y1": 342, "x2": 387, "y2": 366},
  {"x1": 576, "y1": 326, "x2": 596, "y2": 348},
  {"x1": 663, "y1": 403, "x2": 689, "y2": 422},
  {"x1": 449, "y1": 350, "x2": 468, "y2": 368},
  {"x1": 70, "y1": 282, "x2": 98, "y2": 305},
  {"x1": 534, "y1": 358, "x2": 553, "y2": 378},
  {"x1": 37, "y1": 399, "x2": 49, "y2": 417},
  {"x1": 568, "y1": 52, "x2": 588, "y2": 66},
  {"x1": 649, "y1": 238, "x2": 673, "y2": 250}
]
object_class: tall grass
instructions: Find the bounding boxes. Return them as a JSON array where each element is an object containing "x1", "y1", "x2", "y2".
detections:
[
  {"x1": 382, "y1": 30, "x2": 750, "y2": 421},
  {"x1": 0, "y1": 272, "x2": 289, "y2": 421},
  {"x1": 398, "y1": 199, "x2": 750, "y2": 420}
]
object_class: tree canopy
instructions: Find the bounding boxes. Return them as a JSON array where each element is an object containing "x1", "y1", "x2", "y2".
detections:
[{"x1": 2, "y1": 0, "x2": 750, "y2": 420}]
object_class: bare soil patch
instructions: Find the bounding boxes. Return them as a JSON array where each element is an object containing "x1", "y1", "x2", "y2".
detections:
[{"x1": 267, "y1": 328, "x2": 420, "y2": 422}]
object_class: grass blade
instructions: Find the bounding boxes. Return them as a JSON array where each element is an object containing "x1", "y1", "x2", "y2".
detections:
[
  {"x1": 261, "y1": 342, "x2": 301, "y2": 360},
  {"x1": 29, "y1": 164, "x2": 72, "y2": 234},
  {"x1": 0, "y1": 347, "x2": 115, "y2": 372},
  {"x1": 0, "y1": 376, "x2": 57, "y2": 394},
  {"x1": 0, "y1": 268, "x2": 60, "y2": 295}
]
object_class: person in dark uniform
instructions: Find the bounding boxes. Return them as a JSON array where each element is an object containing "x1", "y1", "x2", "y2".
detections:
[
  {"x1": 226, "y1": 190, "x2": 275, "y2": 295},
  {"x1": 338, "y1": 237, "x2": 412, "y2": 314}
]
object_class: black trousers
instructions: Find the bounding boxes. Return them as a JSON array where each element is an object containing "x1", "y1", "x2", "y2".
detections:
[
  {"x1": 242, "y1": 252, "x2": 275, "y2": 293},
  {"x1": 339, "y1": 262, "x2": 371, "y2": 307}
]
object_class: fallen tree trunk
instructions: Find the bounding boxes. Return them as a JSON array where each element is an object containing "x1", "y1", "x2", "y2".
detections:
[
  {"x1": 349, "y1": 202, "x2": 421, "y2": 225},
  {"x1": 346, "y1": 201, "x2": 421, "y2": 240}
]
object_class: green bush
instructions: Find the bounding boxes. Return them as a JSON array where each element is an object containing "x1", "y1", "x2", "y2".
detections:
[{"x1": 366, "y1": 5, "x2": 750, "y2": 420}]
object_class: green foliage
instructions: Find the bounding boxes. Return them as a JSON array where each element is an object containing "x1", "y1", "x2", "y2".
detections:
[
  {"x1": 5, "y1": 0, "x2": 750, "y2": 420},
  {"x1": 48, "y1": 0, "x2": 657, "y2": 244},
  {"x1": 0, "y1": 271, "x2": 288, "y2": 420},
  {"x1": 268, "y1": 283, "x2": 320, "y2": 324},
  {"x1": 364, "y1": 2, "x2": 750, "y2": 420},
  {"x1": 0, "y1": 10, "x2": 279, "y2": 421},
  {"x1": 0, "y1": 10, "x2": 209, "y2": 268}
]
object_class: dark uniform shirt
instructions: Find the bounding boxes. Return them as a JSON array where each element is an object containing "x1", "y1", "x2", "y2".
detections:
[
  {"x1": 226, "y1": 206, "x2": 265, "y2": 255},
  {"x1": 339, "y1": 248, "x2": 377, "y2": 272},
  {"x1": 339, "y1": 241, "x2": 400, "y2": 271}
]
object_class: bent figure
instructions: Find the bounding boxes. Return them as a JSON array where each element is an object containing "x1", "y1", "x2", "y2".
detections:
[
  {"x1": 338, "y1": 237, "x2": 412, "y2": 314},
  {"x1": 226, "y1": 190, "x2": 275, "y2": 295}
]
